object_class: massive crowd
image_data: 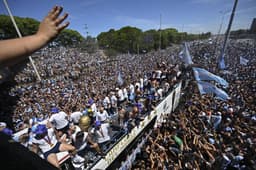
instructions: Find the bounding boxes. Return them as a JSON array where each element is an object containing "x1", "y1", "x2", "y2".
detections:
[
  {"x1": 0, "y1": 36, "x2": 255, "y2": 169},
  {"x1": 0, "y1": 45, "x2": 181, "y2": 131},
  {"x1": 0, "y1": 42, "x2": 182, "y2": 168},
  {"x1": 132, "y1": 38, "x2": 256, "y2": 170}
]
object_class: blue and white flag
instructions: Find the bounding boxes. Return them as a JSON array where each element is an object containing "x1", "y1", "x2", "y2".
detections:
[
  {"x1": 240, "y1": 56, "x2": 249, "y2": 65},
  {"x1": 218, "y1": 54, "x2": 226, "y2": 70},
  {"x1": 193, "y1": 67, "x2": 228, "y2": 88},
  {"x1": 197, "y1": 81, "x2": 230, "y2": 101},
  {"x1": 179, "y1": 42, "x2": 193, "y2": 65},
  {"x1": 117, "y1": 71, "x2": 124, "y2": 86}
]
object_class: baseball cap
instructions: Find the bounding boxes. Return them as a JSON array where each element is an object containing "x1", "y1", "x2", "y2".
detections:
[
  {"x1": 51, "y1": 107, "x2": 59, "y2": 113},
  {"x1": 88, "y1": 99, "x2": 94, "y2": 105},
  {"x1": 2, "y1": 128, "x2": 13, "y2": 136},
  {"x1": 34, "y1": 124, "x2": 47, "y2": 135}
]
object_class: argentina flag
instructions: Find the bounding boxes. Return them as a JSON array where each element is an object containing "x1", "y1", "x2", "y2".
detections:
[
  {"x1": 117, "y1": 71, "x2": 124, "y2": 86},
  {"x1": 240, "y1": 56, "x2": 249, "y2": 65},
  {"x1": 197, "y1": 81, "x2": 230, "y2": 101},
  {"x1": 193, "y1": 67, "x2": 228, "y2": 88},
  {"x1": 179, "y1": 42, "x2": 193, "y2": 66}
]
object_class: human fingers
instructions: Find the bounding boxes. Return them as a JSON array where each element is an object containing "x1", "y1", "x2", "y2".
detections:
[
  {"x1": 47, "y1": 5, "x2": 58, "y2": 18},
  {"x1": 51, "y1": 6, "x2": 63, "y2": 20},
  {"x1": 55, "y1": 13, "x2": 68, "y2": 26},
  {"x1": 57, "y1": 21, "x2": 70, "y2": 32}
]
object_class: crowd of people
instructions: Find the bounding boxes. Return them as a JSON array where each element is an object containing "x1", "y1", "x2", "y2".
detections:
[
  {"x1": 1, "y1": 13, "x2": 255, "y2": 168},
  {"x1": 132, "y1": 38, "x2": 256, "y2": 170},
  {"x1": 0, "y1": 45, "x2": 181, "y2": 132},
  {"x1": 0, "y1": 39, "x2": 183, "y2": 168}
]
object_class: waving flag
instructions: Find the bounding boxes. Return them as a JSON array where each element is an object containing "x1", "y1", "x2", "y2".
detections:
[
  {"x1": 117, "y1": 71, "x2": 124, "y2": 86},
  {"x1": 193, "y1": 67, "x2": 228, "y2": 88},
  {"x1": 240, "y1": 56, "x2": 249, "y2": 65},
  {"x1": 179, "y1": 42, "x2": 193, "y2": 66},
  {"x1": 219, "y1": 56, "x2": 226, "y2": 70},
  {"x1": 197, "y1": 81, "x2": 230, "y2": 101}
]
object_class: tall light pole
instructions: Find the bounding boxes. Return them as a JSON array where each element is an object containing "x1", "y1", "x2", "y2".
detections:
[
  {"x1": 3, "y1": 0, "x2": 41, "y2": 81},
  {"x1": 214, "y1": 10, "x2": 229, "y2": 57},
  {"x1": 159, "y1": 14, "x2": 162, "y2": 57},
  {"x1": 84, "y1": 24, "x2": 89, "y2": 37},
  {"x1": 218, "y1": 0, "x2": 239, "y2": 69}
]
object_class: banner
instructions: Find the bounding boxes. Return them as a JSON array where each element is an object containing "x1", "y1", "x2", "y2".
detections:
[{"x1": 172, "y1": 82, "x2": 182, "y2": 111}]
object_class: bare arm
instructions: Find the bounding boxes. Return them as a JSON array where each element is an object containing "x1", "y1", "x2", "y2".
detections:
[{"x1": 0, "y1": 6, "x2": 69, "y2": 66}]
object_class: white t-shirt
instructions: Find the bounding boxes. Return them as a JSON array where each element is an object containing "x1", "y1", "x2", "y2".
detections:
[
  {"x1": 140, "y1": 78, "x2": 144, "y2": 89},
  {"x1": 49, "y1": 111, "x2": 69, "y2": 130},
  {"x1": 118, "y1": 89, "x2": 125, "y2": 101},
  {"x1": 135, "y1": 82, "x2": 141, "y2": 89},
  {"x1": 70, "y1": 111, "x2": 83, "y2": 124},
  {"x1": 157, "y1": 88, "x2": 163, "y2": 99},
  {"x1": 103, "y1": 96, "x2": 111, "y2": 109},
  {"x1": 111, "y1": 95, "x2": 117, "y2": 108},
  {"x1": 156, "y1": 70, "x2": 162, "y2": 79},
  {"x1": 91, "y1": 103, "x2": 98, "y2": 114},
  {"x1": 96, "y1": 110, "x2": 109, "y2": 122},
  {"x1": 129, "y1": 84, "x2": 135, "y2": 94},
  {"x1": 123, "y1": 88, "x2": 128, "y2": 100},
  {"x1": 32, "y1": 128, "x2": 58, "y2": 153}
]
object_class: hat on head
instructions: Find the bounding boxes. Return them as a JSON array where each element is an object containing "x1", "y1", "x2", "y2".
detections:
[
  {"x1": 88, "y1": 99, "x2": 94, "y2": 105},
  {"x1": 51, "y1": 107, "x2": 59, "y2": 113},
  {"x1": 34, "y1": 124, "x2": 47, "y2": 135},
  {"x1": 2, "y1": 128, "x2": 13, "y2": 136}
]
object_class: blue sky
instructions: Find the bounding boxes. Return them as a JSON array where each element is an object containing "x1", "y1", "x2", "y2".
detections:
[{"x1": 0, "y1": 0, "x2": 255, "y2": 37}]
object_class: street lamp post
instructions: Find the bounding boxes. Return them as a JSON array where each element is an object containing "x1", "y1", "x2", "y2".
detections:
[{"x1": 218, "y1": 0, "x2": 239, "y2": 69}]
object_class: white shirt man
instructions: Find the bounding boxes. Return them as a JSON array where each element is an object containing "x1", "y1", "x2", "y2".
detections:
[
  {"x1": 123, "y1": 87, "x2": 128, "y2": 101},
  {"x1": 90, "y1": 102, "x2": 98, "y2": 116},
  {"x1": 157, "y1": 88, "x2": 164, "y2": 100},
  {"x1": 103, "y1": 96, "x2": 111, "y2": 110},
  {"x1": 140, "y1": 78, "x2": 144, "y2": 90},
  {"x1": 156, "y1": 70, "x2": 162, "y2": 80},
  {"x1": 129, "y1": 83, "x2": 135, "y2": 94},
  {"x1": 70, "y1": 111, "x2": 83, "y2": 125},
  {"x1": 32, "y1": 127, "x2": 58, "y2": 153},
  {"x1": 135, "y1": 82, "x2": 141, "y2": 90},
  {"x1": 96, "y1": 107, "x2": 109, "y2": 122},
  {"x1": 49, "y1": 111, "x2": 69, "y2": 130},
  {"x1": 111, "y1": 93, "x2": 118, "y2": 108},
  {"x1": 117, "y1": 88, "x2": 125, "y2": 102}
]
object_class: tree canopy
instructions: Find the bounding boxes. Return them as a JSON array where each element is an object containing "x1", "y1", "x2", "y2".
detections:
[
  {"x1": 0, "y1": 14, "x2": 212, "y2": 54},
  {"x1": 97, "y1": 26, "x2": 211, "y2": 54},
  {"x1": 0, "y1": 14, "x2": 84, "y2": 47}
]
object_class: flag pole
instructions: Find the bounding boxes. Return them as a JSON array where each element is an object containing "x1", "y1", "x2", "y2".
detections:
[
  {"x1": 3, "y1": 0, "x2": 41, "y2": 81},
  {"x1": 218, "y1": 0, "x2": 238, "y2": 69},
  {"x1": 159, "y1": 14, "x2": 162, "y2": 57}
]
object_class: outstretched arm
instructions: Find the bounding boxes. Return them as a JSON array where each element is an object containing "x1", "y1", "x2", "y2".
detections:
[{"x1": 0, "y1": 6, "x2": 69, "y2": 66}]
